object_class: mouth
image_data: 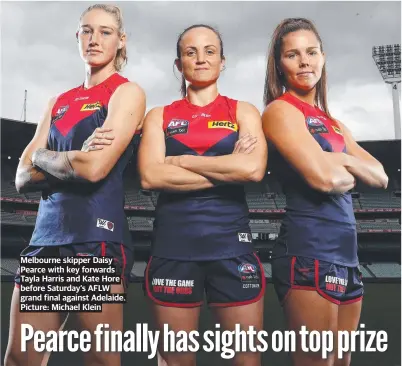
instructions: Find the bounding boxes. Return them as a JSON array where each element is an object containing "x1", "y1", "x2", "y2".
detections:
[
  {"x1": 195, "y1": 68, "x2": 209, "y2": 71},
  {"x1": 87, "y1": 50, "x2": 102, "y2": 54},
  {"x1": 297, "y1": 71, "x2": 313, "y2": 76}
]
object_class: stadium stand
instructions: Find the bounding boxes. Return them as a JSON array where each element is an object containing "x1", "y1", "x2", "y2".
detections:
[{"x1": 1, "y1": 117, "x2": 401, "y2": 282}]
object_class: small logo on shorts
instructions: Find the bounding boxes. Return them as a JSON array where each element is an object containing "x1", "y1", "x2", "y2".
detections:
[
  {"x1": 238, "y1": 233, "x2": 252, "y2": 243},
  {"x1": 238, "y1": 263, "x2": 257, "y2": 274},
  {"x1": 77, "y1": 253, "x2": 94, "y2": 256},
  {"x1": 96, "y1": 218, "x2": 114, "y2": 232}
]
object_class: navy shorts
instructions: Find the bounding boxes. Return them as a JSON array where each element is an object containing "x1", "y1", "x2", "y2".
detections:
[
  {"x1": 145, "y1": 253, "x2": 265, "y2": 307},
  {"x1": 15, "y1": 242, "x2": 134, "y2": 290},
  {"x1": 272, "y1": 255, "x2": 364, "y2": 305}
]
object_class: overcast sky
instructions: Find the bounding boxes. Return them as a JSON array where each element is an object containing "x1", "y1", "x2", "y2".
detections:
[{"x1": 1, "y1": 1, "x2": 401, "y2": 141}]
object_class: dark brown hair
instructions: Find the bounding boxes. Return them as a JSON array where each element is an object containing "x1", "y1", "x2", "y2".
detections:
[
  {"x1": 263, "y1": 18, "x2": 331, "y2": 117},
  {"x1": 175, "y1": 24, "x2": 224, "y2": 98}
]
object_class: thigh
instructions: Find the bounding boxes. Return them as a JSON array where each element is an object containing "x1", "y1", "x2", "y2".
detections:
[
  {"x1": 335, "y1": 266, "x2": 363, "y2": 366},
  {"x1": 207, "y1": 253, "x2": 265, "y2": 366},
  {"x1": 4, "y1": 286, "x2": 68, "y2": 366},
  {"x1": 75, "y1": 283, "x2": 125, "y2": 366},
  {"x1": 284, "y1": 289, "x2": 338, "y2": 366},
  {"x1": 152, "y1": 303, "x2": 201, "y2": 366}
]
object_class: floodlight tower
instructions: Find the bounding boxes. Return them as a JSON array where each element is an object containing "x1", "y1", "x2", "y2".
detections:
[{"x1": 372, "y1": 44, "x2": 401, "y2": 139}]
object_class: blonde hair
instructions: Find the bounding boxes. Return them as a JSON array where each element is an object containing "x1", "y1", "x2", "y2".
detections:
[{"x1": 79, "y1": 4, "x2": 127, "y2": 71}]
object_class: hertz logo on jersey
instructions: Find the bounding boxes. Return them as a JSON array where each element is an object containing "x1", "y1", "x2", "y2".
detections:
[
  {"x1": 81, "y1": 101, "x2": 102, "y2": 111},
  {"x1": 207, "y1": 121, "x2": 238, "y2": 131},
  {"x1": 332, "y1": 126, "x2": 343, "y2": 135}
]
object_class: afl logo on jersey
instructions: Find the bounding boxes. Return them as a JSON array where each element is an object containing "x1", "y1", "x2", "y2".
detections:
[
  {"x1": 208, "y1": 121, "x2": 238, "y2": 132},
  {"x1": 51, "y1": 105, "x2": 69, "y2": 123},
  {"x1": 166, "y1": 119, "x2": 189, "y2": 138},
  {"x1": 81, "y1": 101, "x2": 102, "y2": 111},
  {"x1": 306, "y1": 116, "x2": 328, "y2": 134},
  {"x1": 238, "y1": 263, "x2": 257, "y2": 274}
]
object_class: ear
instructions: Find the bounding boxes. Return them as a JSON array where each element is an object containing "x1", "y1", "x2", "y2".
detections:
[
  {"x1": 175, "y1": 58, "x2": 182, "y2": 73},
  {"x1": 220, "y1": 56, "x2": 226, "y2": 72},
  {"x1": 119, "y1": 33, "x2": 126, "y2": 49},
  {"x1": 76, "y1": 31, "x2": 79, "y2": 43}
]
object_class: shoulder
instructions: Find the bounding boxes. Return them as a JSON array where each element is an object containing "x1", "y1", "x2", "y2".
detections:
[
  {"x1": 114, "y1": 81, "x2": 145, "y2": 99},
  {"x1": 237, "y1": 100, "x2": 260, "y2": 115},
  {"x1": 145, "y1": 106, "x2": 164, "y2": 120},
  {"x1": 262, "y1": 99, "x2": 303, "y2": 122}
]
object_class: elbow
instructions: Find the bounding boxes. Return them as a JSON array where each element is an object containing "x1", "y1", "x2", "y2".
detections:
[
  {"x1": 139, "y1": 169, "x2": 158, "y2": 191},
  {"x1": 306, "y1": 172, "x2": 340, "y2": 193},
  {"x1": 247, "y1": 165, "x2": 266, "y2": 183},
  {"x1": 15, "y1": 171, "x2": 27, "y2": 194}
]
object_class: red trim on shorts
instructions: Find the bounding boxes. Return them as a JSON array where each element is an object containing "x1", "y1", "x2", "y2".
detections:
[
  {"x1": 145, "y1": 256, "x2": 203, "y2": 308},
  {"x1": 314, "y1": 259, "x2": 341, "y2": 305},
  {"x1": 280, "y1": 256, "x2": 297, "y2": 305},
  {"x1": 120, "y1": 243, "x2": 127, "y2": 289},
  {"x1": 340, "y1": 296, "x2": 363, "y2": 305},
  {"x1": 101, "y1": 242, "x2": 106, "y2": 256},
  {"x1": 209, "y1": 253, "x2": 266, "y2": 308},
  {"x1": 15, "y1": 283, "x2": 20, "y2": 289}
]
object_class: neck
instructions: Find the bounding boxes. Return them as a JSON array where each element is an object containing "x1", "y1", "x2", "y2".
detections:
[
  {"x1": 84, "y1": 62, "x2": 116, "y2": 89},
  {"x1": 287, "y1": 87, "x2": 317, "y2": 106},
  {"x1": 186, "y1": 83, "x2": 219, "y2": 107}
]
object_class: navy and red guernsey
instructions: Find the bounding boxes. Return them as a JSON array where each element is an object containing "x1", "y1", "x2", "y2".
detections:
[
  {"x1": 152, "y1": 95, "x2": 253, "y2": 261},
  {"x1": 30, "y1": 73, "x2": 134, "y2": 247},
  {"x1": 272, "y1": 92, "x2": 358, "y2": 267}
]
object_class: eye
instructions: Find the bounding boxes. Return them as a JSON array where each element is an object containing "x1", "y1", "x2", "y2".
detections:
[
  {"x1": 82, "y1": 29, "x2": 91, "y2": 35},
  {"x1": 287, "y1": 53, "x2": 296, "y2": 59},
  {"x1": 206, "y1": 49, "x2": 215, "y2": 55},
  {"x1": 102, "y1": 31, "x2": 112, "y2": 36},
  {"x1": 309, "y1": 50, "x2": 318, "y2": 56},
  {"x1": 187, "y1": 50, "x2": 196, "y2": 56}
]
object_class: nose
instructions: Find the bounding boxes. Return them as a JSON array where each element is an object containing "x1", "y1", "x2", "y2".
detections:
[
  {"x1": 89, "y1": 31, "x2": 100, "y2": 46},
  {"x1": 300, "y1": 52, "x2": 310, "y2": 67},
  {"x1": 196, "y1": 52, "x2": 206, "y2": 64}
]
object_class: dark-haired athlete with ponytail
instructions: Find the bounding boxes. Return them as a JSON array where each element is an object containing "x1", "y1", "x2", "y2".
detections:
[
  {"x1": 139, "y1": 24, "x2": 268, "y2": 366},
  {"x1": 262, "y1": 18, "x2": 388, "y2": 366},
  {"x1": 4, "y1": 5, "x2": 145, "y2": 366}
]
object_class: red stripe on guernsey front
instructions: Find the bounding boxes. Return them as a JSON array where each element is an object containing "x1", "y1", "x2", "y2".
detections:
[
  {"x1": 145, "y1": 257, "x2": 203, "y2": 308},
  {"x1": 278, "y1": 92, "x2": 345, "y2": 153},
  {"x1": 163, "y1": 95, "x2": 238, "y2": 155},
  {"x1": 101, "y1": 242, "x2": 107, "y2": 256},
  {"x1": 120, "y1": 244, "x2": 127, "y2": 288},
  {"x1": 52, "y1": 73, "x2": 129, "y2": 137}
]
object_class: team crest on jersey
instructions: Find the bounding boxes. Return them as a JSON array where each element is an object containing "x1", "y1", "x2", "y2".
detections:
[
  {"x1": 51, "y1": 105, "x2": 69, "y2": 123},
  {"x1": 332, "y1": 126, "x2": 343, "y2": 135},
  {"x1": 238, "y1": 232, "x2": 252, "y2": 243},
  {"x1": 166, "y1": 119, "x2": 189, "y2": 138},
  {"x1": 81, "y1": 101, "x2": 102, "y2": 111},
  {"x1": 208, "y1": 121, "x2": 238, "y2": 132},
  {"x1": 96, "y1": 218, "x2": 114, "y2": 232},
  {"x1": 306, "y1": 116, "x2": 328, "y2": 134}
]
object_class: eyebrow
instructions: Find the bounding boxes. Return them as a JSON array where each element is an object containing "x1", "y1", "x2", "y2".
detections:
[
  {"x1": 80, "y1": 24, "x2": 115, "y2": 31},
  {"x1": 284, "y1": 46, "x2": 320, "y2": 53},
  {"x1": 184, "y1": 45, "x2": 218, "y2": 50}
]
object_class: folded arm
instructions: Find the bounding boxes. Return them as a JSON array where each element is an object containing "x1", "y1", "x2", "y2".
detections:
[
  {"x1": 262, "y1": 100, "x2": 356, "y2": 194},
  {"x1": 336, "y1": 121, "x2": 388, "y2": 189},
  {"x1": 138, "y1": 107, "x2": 217, "y2": 192},
  {"x1": 171, "y1": 101, "x2": 268, "y2": 183},
  {"x1": 32, "y1": 82, "x2": 146, "y2": 183},
  {"x1": 15, "y1": 97, "x2": 57, "y2": 193}
]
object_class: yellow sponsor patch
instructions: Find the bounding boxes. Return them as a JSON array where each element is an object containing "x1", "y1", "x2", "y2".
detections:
[
  {"x1": 332, "y1": 125, "x2": 343, "y2": 135},
  {"x1": 207, "y1": 121, "x2": 238, "y2": 131},
  {"x1": 80, "y1": 101, "x2": 102, "y2": 111}
]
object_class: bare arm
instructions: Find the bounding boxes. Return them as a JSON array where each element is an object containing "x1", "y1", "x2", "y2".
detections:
[
  {"x1": 15, "y1": 97, "x2": 57, "y2": 193},
  {"x1": 171, "y1": 102, "x2": 268, "y2": 183},
  {"x1": 262, "y1": 100, "x2": 355, "y2": 194},
  {"x1": 138, "y1": 107, "x2": 216, "y2": 192},
  {"x1": 337, "y1": 121, "x2": 388, "y2": 188},
  {"x1": 32, "y1": 82, "x2": 146, "y2": 183}
]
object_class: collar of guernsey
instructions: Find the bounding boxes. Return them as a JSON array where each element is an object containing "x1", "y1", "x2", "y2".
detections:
[
  {"x1": 151, "y1": 94, "x2": 254, "y2": 261},
  {"x1": 272, "y1": 92, "x2": 358, "y2": 268},
  {"x1": 30, "y1": 73, "x2": 134, "y2": 247}
]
